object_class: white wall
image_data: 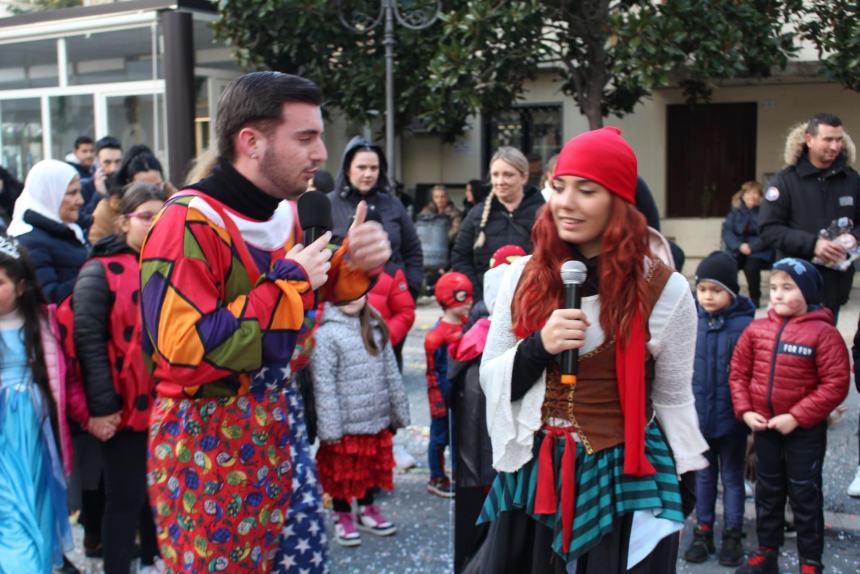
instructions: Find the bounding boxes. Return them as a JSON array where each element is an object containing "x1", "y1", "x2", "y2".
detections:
[
  {"x1": 391, "y1": 73, "x2": 860, "y2": 217},
  {"x1": 641, "y1": 82, "x2": 860, "y2": 215}
]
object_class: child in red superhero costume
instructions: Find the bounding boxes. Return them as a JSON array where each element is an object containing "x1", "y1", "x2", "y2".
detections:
[{"x1": 424, "y1": 271, "x2": 472, "y2": 497}]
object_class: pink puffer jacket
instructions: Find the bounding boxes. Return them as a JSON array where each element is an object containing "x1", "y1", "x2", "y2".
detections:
[{"x1": 42, "y1": 304, "x2": 87, "y2": 476}]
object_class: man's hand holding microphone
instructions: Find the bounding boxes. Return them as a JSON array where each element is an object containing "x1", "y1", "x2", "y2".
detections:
[
  {"x1": 289, "y1": 192, "x2": 390, "y2": 291},
  {"x1": 285, "y1": 233, "x2": 333, "y2": 290}
]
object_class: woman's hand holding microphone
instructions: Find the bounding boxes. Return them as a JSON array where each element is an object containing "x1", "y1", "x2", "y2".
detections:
[{"x1": 540, "y1": 309, "x2": 590, "y2": 355}]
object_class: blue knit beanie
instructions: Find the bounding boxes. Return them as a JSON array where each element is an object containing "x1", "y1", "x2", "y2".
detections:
[{"x1": 771, "y1": 258, "x2": 823, "y2": 305}]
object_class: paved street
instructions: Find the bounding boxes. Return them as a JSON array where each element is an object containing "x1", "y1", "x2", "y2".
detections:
[{"x1": 69, "y1": 288, "x2": 860, "y2": 573}]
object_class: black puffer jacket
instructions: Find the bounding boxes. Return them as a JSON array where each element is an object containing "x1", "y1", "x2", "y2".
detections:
[
  {"x1": 73, "y1": 235, "x2": 134, "y2": 417},
  {"x1": 15, "y1": 210, "x2": 88, "y2": 303},
  {"x1": 329, "y1": 137, "x2": 423, "y2": 298},
  {"x1": 451, "y1": 186, "x2": 544, "y2": 301}
]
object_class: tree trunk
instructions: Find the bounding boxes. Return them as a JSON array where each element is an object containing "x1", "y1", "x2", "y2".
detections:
[{"x1": 583, "y1": 97, "x2": 604, "y2": 129}]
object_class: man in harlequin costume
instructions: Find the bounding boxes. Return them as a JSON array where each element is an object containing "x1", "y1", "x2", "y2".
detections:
[
  {"x1": 424, "y1": 271, "x2": 473, "y2": 498},
  {"x1": 140, "y1": 72, "x2": 391, "y2": 573}
]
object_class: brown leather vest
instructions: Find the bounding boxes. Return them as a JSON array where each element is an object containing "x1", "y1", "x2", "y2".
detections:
[{"x1": 541, "y1": 259, "x2": 673, "y2": 454}]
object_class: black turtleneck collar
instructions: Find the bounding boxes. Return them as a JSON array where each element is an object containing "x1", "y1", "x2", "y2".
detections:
[{"x1": 189, "y1": 159, "x2": 280, "y2": 220}]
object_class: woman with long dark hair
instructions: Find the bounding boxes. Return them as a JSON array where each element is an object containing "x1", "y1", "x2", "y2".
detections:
[
  {"x1": 329, "y1": 137, "x2": 423, "y2": 299},
  {"x1": 464, "y1": 128, "x2": 708, "y2": 573},
  {"x1": 89, "y1": 146, "x2": 175, "y2": 244}
]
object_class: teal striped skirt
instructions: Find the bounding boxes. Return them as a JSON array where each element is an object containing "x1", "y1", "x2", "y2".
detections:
[{"x1": 477, "y1": 423, "x2": 684, "y2": 565}]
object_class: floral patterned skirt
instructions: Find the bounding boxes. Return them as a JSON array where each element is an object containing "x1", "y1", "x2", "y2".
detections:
[
  {"x1": 148, "y1": 390, "x2": 295, "y2": 573},
  {"x1": 316, "y1": 430, "x2": 394, "y2": 500}
]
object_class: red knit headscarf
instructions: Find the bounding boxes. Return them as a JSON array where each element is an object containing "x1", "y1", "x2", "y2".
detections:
[{"x1": 554, "y1": 127, "x2": 654, "y2": 477}]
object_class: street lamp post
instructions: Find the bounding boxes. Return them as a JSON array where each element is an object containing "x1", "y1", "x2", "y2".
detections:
[{"x1": 338, "y1": 0, "x2": 441, "y2": 188}]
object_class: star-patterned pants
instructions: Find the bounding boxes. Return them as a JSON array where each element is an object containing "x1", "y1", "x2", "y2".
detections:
[
  {"x1": 271, "y1": 382, "x2": 329, "y2": 573},
  {"x1": 147, "y1": 377, "x2": 328, "y2": 574}
]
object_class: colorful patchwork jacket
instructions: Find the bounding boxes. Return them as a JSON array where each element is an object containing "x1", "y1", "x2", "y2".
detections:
[{"x1": 140, "y1": 193, "x2": 369, "y2": 398}]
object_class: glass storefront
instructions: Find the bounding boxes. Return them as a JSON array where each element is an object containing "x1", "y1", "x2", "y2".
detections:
[
  {"x1": 484, "y1": 104, "x2": 563, "y2": 173},
  {"x1": 107, "y1": 93, "x2": 157, "y2": 150},
  {"x1": 49, "y1": 94, "x2": 95, "y2": 161},
  {"x1": 0, "y1": 98, "x2": 42, "y2": 180},
  {"x1": 0, "y1": 38, "x2": 58, "y2": 90},
  {"x1": 0, "y1": 9, "x2": 242, "y2": 181},
  {"x1": 194, "y1": 76, "x2": 210, "y2": 154},
  {"x1": 66, "y1": 27, "x2": 158, "y2": 85}
]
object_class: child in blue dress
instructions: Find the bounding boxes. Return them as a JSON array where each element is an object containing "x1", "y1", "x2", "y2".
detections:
[{"x1": 0, "y1": 235, "x2": 73, "y2": 573}]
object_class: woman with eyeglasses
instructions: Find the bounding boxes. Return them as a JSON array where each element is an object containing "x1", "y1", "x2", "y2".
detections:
[
  {"x1": 89, "y1": 145, "x2": 175, "y2": 244},
  {"x1": 72, "y1": 182, "x2": 167, "y2": 574}
]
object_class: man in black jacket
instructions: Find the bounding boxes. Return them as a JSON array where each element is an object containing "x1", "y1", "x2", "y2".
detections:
[{"x1": 759, "y1": 113, "x2": 860, "y2": 320}]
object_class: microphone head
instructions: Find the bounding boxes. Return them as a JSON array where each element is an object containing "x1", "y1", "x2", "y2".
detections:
[
  {"x1": 297, "y1": 191, "x2": 333, "y2": 231},
  {"x1": 560, "y1": 260, "x2": 588, "y2": 285}
]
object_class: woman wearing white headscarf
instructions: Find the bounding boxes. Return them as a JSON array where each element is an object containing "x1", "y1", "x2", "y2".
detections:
[{"x1": 8, "y1": 159, "x2": 88, "y2": 303}]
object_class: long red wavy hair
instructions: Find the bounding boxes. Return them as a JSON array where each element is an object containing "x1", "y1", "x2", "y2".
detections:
[{"x1": 512, "y1": 195, "x2": 652, "y2": 342}]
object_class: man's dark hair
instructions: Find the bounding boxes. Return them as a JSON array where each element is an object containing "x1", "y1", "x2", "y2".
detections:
[
  {"x1": 806, "y1": 113, "x2": 843, "y2": 136},
  {"x1": 74, "y1": 136, "x2": 94, "y2": 149},
  {"x1": 216, "y1": 72, "x2": 323, "y2": 162},
  {"x1": 95, "y1": 136, "x2": 122, "y2": 154}
]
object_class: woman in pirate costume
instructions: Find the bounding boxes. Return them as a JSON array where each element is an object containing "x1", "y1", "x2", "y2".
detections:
[{"x1": 464, "y1": 128, "x2": 708, "y2": 573}]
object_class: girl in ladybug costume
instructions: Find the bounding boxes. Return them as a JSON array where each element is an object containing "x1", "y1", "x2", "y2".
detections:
[{"x1": 73, "y1": 182, "x2": 166, "y2": 573}]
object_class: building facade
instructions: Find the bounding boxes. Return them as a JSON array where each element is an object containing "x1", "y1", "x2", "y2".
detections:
[{"x1": 0, "y1": 0, "x2": 242, "y2": 182}]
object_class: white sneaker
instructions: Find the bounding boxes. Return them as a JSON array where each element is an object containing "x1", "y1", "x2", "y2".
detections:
[
  {"x1": 744, "y1": 480, "x2": 754, "y2": 498},
  {"x1": 847, "y1": 467, "x2": 860, "y2": 497}
]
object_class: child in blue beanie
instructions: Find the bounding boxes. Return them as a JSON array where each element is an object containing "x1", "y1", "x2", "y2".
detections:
[{"x1": 685, "y1": 251, "x2": 755, "y2": 567}]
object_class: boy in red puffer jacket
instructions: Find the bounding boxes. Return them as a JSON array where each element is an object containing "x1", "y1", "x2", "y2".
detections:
[{"x1": 729, "y1": 257, "x2": 849, "y2": 574}]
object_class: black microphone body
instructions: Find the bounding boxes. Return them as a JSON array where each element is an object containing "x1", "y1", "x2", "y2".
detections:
[
  {"x1": 560, "y1": 281, "x2": 582, "y2": 380},
  {"x1": 559, "y1": 260, "x2": 588, "y2": 385},
  {"x1": 296, "y1": 191, "x2": 333, "y2": 299},
  {"x1": 297, "y1": 190, "x2": 333, "y2": 246},
  {"x1": 302, "y1": 226, "x2": 327, "y2": 245}
]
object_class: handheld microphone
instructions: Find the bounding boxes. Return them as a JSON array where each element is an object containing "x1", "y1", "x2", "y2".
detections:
[
  {"x1": 297, "y1": 191, "x2": 333, "y2": 245},
  {"x1": 560, "y1": 260, "x2": 588, "y2": 385}
]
